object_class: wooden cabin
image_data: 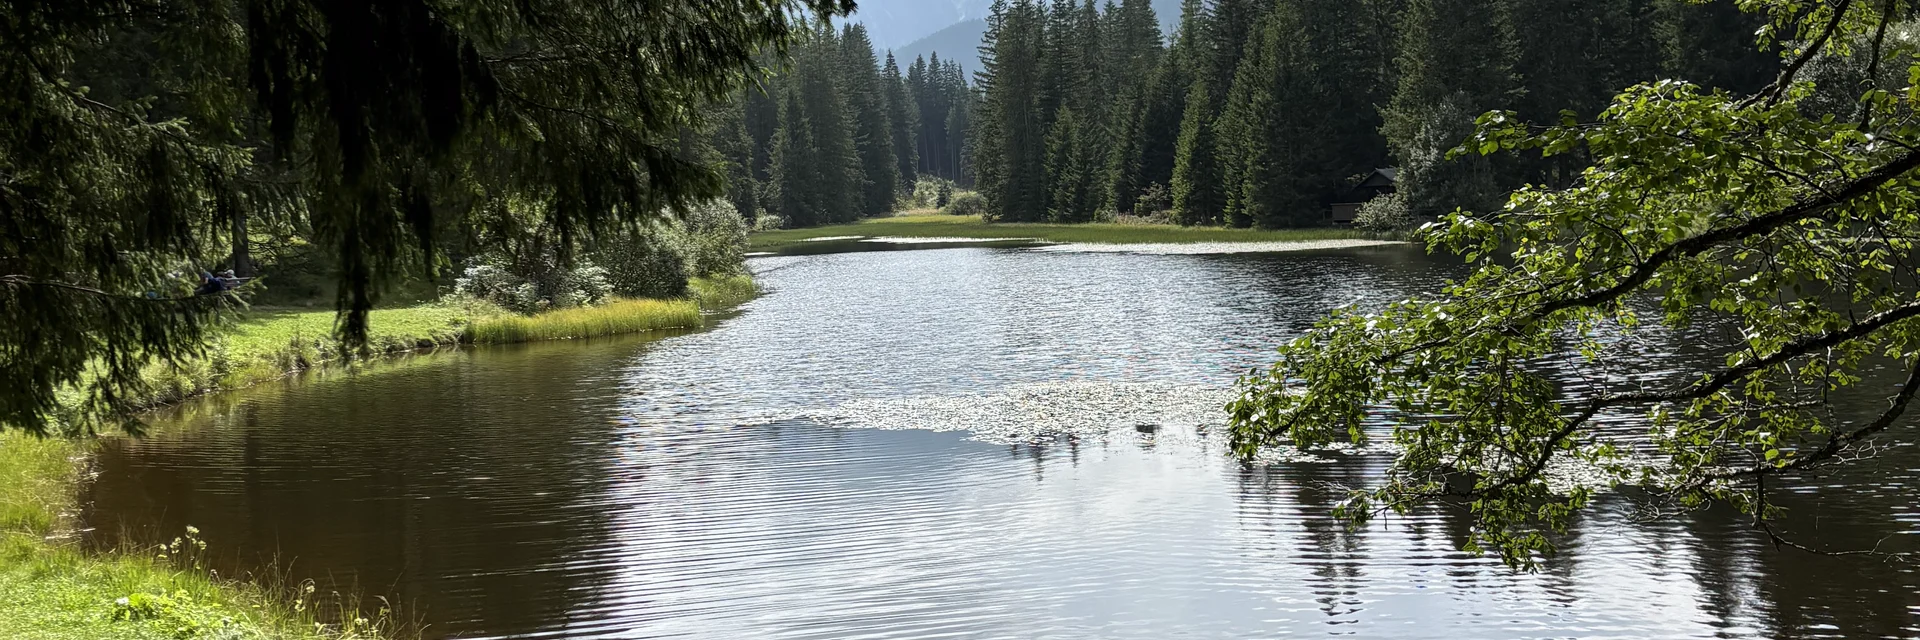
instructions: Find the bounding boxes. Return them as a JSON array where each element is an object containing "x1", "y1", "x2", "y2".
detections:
[{"x1": 1330, "y1": 168, "x2": 1398, "y2": 224}]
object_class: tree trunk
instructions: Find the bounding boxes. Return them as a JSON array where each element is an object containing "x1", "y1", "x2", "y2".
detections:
[{"x1": 230, "y1": 208, "x2": 252, "y2": 277}]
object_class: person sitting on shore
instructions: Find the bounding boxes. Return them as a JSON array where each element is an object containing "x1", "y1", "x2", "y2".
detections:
[{"x1": 195, "y1": 271, "x2": 227, "y2": 296}]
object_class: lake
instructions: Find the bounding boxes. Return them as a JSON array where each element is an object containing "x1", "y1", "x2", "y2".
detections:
[{"x1": 83, "y1": 245, "x2": 1920, "y2": 639}]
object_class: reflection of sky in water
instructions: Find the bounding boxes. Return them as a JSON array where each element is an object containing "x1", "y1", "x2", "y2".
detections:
[{"x1": 86, "y1": 247, "x2": 1919, "y2": 639}]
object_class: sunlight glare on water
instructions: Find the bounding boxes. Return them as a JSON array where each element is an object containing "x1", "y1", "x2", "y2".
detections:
[{"x1": 85, "y1": 246, "x2": 1919, "y2": 639}]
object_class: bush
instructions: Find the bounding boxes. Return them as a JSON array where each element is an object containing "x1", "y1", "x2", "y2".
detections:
[
  {"x1": 752, "y1": 213, "x2": 789, "y2": 231},
  {"x1": 593, "y1": 222, "x2": 691, "y2": 300},
  {"x1": 453, "y1": 253, "x2": 610, "y2": 314},
  {"x1": 680, "y1": 200, "x2": 748, "y2": 277},
  {"x1": 943, "y1": 191, "x2": 988, "y2": 217},
  {"x1": 1134, "y1": 182, "x2": 1171, "y2": 217},
  {"x1": 593, "y1": 199, "x2": 749, "y2": 300},
  {"x1": 904, "y1": 177, "x2": 960, "y2": 211},
  {"x1": 1352, "y1": 192, "x2": 1414, "y2": 232},
  {"x1": 455, "y1": 200, "x2": 747, "y2": 312}
]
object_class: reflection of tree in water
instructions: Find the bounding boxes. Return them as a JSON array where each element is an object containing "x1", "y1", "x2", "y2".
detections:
[
  {"x1": 1294, "y1": 454, "x2": 1374, "y2": 624},
  {"x1": 1235, "y1": 453, "x2": 1393, "y2": 625},
  {"x1": 1737, "y1": 462, "x2": 1917, "y2": 638},
  {"x1": 82, "y1": 340, "x2": 642, "y2": 638}
]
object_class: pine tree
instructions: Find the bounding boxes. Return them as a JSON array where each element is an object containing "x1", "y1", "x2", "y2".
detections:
[
  {"x1": 743, "y1": 80, "x2": 782, "y2": 186},
  {"x1": 973, "y1": 0, "x2": 1052, "y2": 221},
  {"x1": 772, "y1": 29, "x2": 863, "y2": 226},
  {"x1": 883, "y1": 52, "x2": 920, "y2": 191},
  {"x1": 1104, "y1": 0, "x2": 1185, "y2": 215},
  {"x1": 773, "y1": 90, "x2": 820, "y2": 227},
  {"x1": 1382, "y1": 0, "x2": 1523, "y2": 216},
  {"x1": 1653, "y1": 0, "x2": 1777, "y2": 93},
  {"x1": 708, "y1": 100, "x2": 761, "y2": 222},
  {"x1": 1046, "y1": 107, "x2": 1102, "y2": 221},
  {"x1": 1, "y1": 0, "x2": 857, "y2": 431},
  {"x1": 1170, "y1": 80, "x2": 1224, "y2": 225},
  {"x1": 838, "y1": 25, "x2": 899, "y2": 217}
]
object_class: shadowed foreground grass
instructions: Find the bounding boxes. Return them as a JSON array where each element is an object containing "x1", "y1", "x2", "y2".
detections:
[
  {"x1": 0, "y1": 434, "x2": 404, "y2": 639},
  {"x1": 749, "y1": 213, "x2": 1378, "y2": 252}
]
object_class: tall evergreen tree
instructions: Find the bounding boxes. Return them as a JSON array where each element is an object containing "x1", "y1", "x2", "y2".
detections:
[
  {"x1": 883, "y1": 52, "x2": 920, "y2": 191},
  {"x1": 838, "y1": 25, "x2": 899, "y2": 217},
  {"x1": 973, "y1": 0, "x2": 1052, "y2": 221},
  {"x1": 773, "y1": 30, "x2": 863, "y2": 226},
  {"x1": 1381, "y1": 0, "x2": 1523, "y2": 216},
  {"x1": 1653, "y1": 0, "x2": 1777, "y2": 93},
  {"x1": 1170, "y1": 80, "x2": 1225, "y2": 225}
]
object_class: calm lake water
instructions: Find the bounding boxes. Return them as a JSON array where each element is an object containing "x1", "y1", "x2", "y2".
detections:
[{"x1": 84, "y1": 246, "x2": 1920, "y2": 639}]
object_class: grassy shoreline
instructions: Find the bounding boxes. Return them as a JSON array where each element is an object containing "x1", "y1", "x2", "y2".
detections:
[
  {"x1": 133, "y1": 274, "x2": 755, "y2": 416},
  {"x1": 749, "y1": 213, "x2": 1380, "y2": 252},
  {"x1": 5, "y1": 274, "x2": 757, "y2": 639}
]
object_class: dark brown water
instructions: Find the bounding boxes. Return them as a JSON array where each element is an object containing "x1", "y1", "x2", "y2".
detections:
[{"x1": 84, "y1": 246, "x2": 1920, "y2": 639}]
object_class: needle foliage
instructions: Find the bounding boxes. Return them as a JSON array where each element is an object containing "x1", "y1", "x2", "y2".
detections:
[{"x1": 1, "y1": 0, "x2": 852, "y2": 434}]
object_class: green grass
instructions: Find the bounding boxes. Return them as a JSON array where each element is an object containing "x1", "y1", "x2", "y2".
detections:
[
  {"x1": 688, "y1": 274, "x2": 761, "y2": 309},
  {"x1": 0, "y1": 434, "x2": 403, "y2": 640},
  {"x1": 749, "y1": 213, "x2": 1379, "y2": 252},
  {"x1": 133, "y1": 277, "x2": 758, "y2": 413},
  {"x1": 12, "y1": 277, "x2": 761, "y2": 639},
  {"x1": 134, "y1": 304, "x2": 480, "y2": 412},
  {"x1": 468, "y1": 297, "x2": 702, "y2": 343}
]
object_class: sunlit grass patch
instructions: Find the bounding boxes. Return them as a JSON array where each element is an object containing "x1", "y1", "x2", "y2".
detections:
[
  {"x1": 689, "y1": 274, "x2": 761, "y2": 309},
  {"x1": 466, "y1": 297, "x2": 703, "y2": 344},
  {"x1": 0, "y1": 433, "x2": 78, "y2": 538}
]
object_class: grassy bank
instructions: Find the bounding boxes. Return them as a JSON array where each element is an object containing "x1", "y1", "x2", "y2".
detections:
[
  {"x1": 135, "y1": 274, "x2": 757, "y2": 414},
  {"x1": 0, "y1": 434, "x2": 401, "y2": 640},
  {"x1": 749, "y1": 213, "x2": 1378, "y2": 252},
  {"x1": 6, "y1": 275, "x2": 760, "y2": 639}
]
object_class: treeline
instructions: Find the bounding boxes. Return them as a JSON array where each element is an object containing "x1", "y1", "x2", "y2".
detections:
[
  {"x1": 969, "y1": 0, "x2": 1777, "y2": 226},
  {"x1": 707, "y1": 25, "x2": 974, "y2": 229}
]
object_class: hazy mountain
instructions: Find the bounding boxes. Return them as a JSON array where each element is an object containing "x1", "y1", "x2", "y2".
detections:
[
  {"x1": 844, "y1": 0, "x2": 994, "y2": 52},
  {"x1": 852, "y1": 0, "x2": 1183, "y2": 75},
  {"x1": 892, "y1": 19, "x2": 988, "y2": 75}
]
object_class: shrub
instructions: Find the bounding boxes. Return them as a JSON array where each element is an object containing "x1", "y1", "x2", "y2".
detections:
[
  {"x1": 680, "y1": 200, "x2": 748, "y2": 277},
  {"x1": 943, "y1": 191, "x2": 988, "y2": 217},
  {"x1": 453, "y1": 254, "x2": 610, "y2": 314},
  {"x1": 593, "y1": 222, "x2": 691, "y2": 300},
  {"x1": 1352, "y1": 192, "x2": 1414, "y2": 232},
  {"x1": 904, "y1": 177, "x2": 959, "y2": 210},
  {"x1": 752, "y1": 213, "x2": 789, "y2": 231},
  {"x1": 1134, "y1": 182, "x2": 1172, "y2": 217}
]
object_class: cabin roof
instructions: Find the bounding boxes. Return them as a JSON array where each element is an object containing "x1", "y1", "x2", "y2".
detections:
[{"x1": 1357, "y1": 168, "x2": 1398, "y2": 188}]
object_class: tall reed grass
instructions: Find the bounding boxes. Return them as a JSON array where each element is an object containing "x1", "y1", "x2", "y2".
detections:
[
  {"x1": 689, "y1": 274, "x2": 760, "y2": 309},
  {"x1": 465, "y1": 297, "x2": 703, "y2": 344}
]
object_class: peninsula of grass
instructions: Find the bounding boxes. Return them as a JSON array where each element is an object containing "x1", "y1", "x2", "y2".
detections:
[
  {"x1": 135, "y1": 274, "x2": 756, "y2": 412},
  {"x1": 749, "y1": 213, "x2": 1381, "y2": 252}
]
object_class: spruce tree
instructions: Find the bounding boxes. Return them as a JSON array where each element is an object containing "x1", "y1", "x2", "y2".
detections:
[
  {"x1": 974, "y1": 0, "x2": 1053, "y2": 221},
  {"x1": 838, "y1": 25, "x2": 900, "y2": 218},
  {"x1": 883, "y1": 52, "x2": 921, "y2": 192},
  {"x1": 1170, "y1": 80, "x2": 1225, "y2": 225},
  {"x1": 773, "y1": 90, "x2": 820, "y2": 228},
  {"x1": 1382, "y1": 0, "x2": 1523, "y2": 216},
  {"x1": 1653, "y1": 0, "x2": 1777, "y2": 93},
  {"x1": 0, "y1": 0, "x2": 857, "y2": 432},
  {"x1": 1046, "y1": 107, "x2": 1102, "y2": 221}
]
